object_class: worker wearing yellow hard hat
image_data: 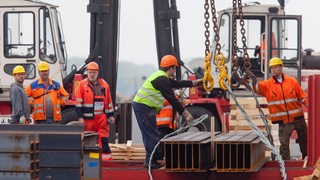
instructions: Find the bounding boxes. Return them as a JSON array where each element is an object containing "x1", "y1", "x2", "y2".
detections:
[
  {"x1": 12, "y1": 65, "x2": 26, "y2": 75},
  {"x1": 25, "y1": 61, "x2": 69, "y2": 124},
  {"x1": 253, "y1": 57, "x2": 308, "y2": 160},
  {"x1": 268, "y1": 57, "x2": 283, "y2": 67},
  {"x1": 10, "y1": 65, "x2": 31, "y2": 124},
  {"x1": 37, "y1": 61, "x2": 50, "y2": 71}
]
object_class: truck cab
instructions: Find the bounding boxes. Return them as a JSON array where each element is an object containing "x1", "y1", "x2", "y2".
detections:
[
  {"x1": 0, "y1": 0, "x2": 67, "y2": 123},
  {"x1": 212, "y1": 4, "x2": 302, "y2": 88}
]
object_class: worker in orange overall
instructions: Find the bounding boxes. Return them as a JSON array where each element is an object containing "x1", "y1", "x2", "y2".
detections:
[
  {"x1": 156, "y1": 98, "x2": 177, "y2": 161},
  {"x1": 156, "y1": 91, "x2": 185, "y2": 161},
  {"x1": 254, "y1": 32, "x2": 278, "y2": 66},
  {"x1": 25, "y1": 61, "x2": 69, "y2": 124},
  {"x1": 252, "y1": 57, "x2": 308, "y2": 160},
  {"x1": 76, "y1": 62, "x2": 115, "y2": 161}
]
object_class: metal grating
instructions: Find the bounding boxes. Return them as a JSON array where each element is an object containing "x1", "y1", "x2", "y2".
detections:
[{"x1": 215, "y1": 131, "x2": 267, "y2": 172}]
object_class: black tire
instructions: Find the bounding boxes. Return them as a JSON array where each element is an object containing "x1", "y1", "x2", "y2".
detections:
[
  {"x1": 61, "y1": 108, "x2": 79, "y2": 125},
  {"x1": 181, "y1": 106, "x2": 221, "y2": 132}
]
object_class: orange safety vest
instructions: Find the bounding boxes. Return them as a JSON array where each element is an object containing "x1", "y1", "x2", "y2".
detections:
[
  {"x1": 255, "y1": 73, "x2": 308, "y2": 124},
  {"x1": 261, "y1": 32, "x2": 278, "y2": 64},
  {"x1": 156, "y1": 100, "x2": 177, "y2": 130},
  {"x1": 25, "y1": 78, "x2": 69, "y2": 121},
  {"x1": 75, "y1": 78, "x2": 114, "y2": 119}
]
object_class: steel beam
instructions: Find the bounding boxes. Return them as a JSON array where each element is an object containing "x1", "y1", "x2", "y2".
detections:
[
  {"x1": 215, "y1": 131, "x2": 266, "y2": 172},
  {"x1": 162, "y1": 131, "x2": 212, "y2": 171}
]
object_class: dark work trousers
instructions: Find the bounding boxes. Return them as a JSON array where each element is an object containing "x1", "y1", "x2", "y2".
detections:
[
  {"x1": 157, "y1": 126, "x2": 173, "y2": 160},
  {"x1": 101, "y1": 137, "x2": 111, "y2": 153},
  {"x1": 278, "y1": 116, "x2": 307, "y2": 160},
  {"x1": 34, "y1": 118, "x2": 59, "y2": 124},
  {"x1": 133, "y1": 102, "x2": 159, "y2": 164}
]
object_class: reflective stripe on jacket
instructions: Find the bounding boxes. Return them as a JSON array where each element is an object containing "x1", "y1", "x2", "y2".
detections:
[
  {"x1": 255, "y1": 73, "x2": 308, "y2": 124},
  {"x1": 133, "y1": 70, "x2": 167, "y2": 113},
  {"x1": 156, "y1": 99, "x2": 177, "y2": 130},
  {"x1": 25, "y1": 78, "x2": 69, "y2": 121},
  {"x1": 75, "y1": 78, "x2": 114, "y2": 120}
]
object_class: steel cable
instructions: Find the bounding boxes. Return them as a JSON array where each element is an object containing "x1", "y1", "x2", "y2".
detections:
[
  {"x1": 148, "y1": 114, "x2": 209, "y2": 180},
  {"x1": 225, "y1": 83, "x2": 287, "y2": 180}
]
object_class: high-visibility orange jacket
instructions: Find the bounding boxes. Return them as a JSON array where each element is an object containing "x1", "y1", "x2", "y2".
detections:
[
  {"x1": 261, "y1": 32, "x2": 278, "y2": 63},
  {"x1": 156, "y1": 99, "x2": 177, "y2": 130},
  {"x1": 255, "y1": 73, "x2": 308, "y2": 124},
  {"x1": 75, "y1": 78, "x2": 114, "y2": 120},
  {"x1": 25, "y1": 78, "x2": 69, "y2": 121}
]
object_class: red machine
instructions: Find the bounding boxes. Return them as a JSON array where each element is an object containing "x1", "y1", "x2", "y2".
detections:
[{"x1": 1, "y1": 0, "x2": 320, "y2": 179}]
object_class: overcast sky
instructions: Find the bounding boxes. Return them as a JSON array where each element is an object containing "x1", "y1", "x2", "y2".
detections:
[{"x1": 45, "y1": 0, "x2": 320, "y2": 67}]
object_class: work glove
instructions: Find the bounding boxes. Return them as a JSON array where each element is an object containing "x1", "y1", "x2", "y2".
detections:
[
  {"x1": 19, "y1": 116, "x2": 26, "y2": 124},
  {"x1": 192, "y1": 78, "x2": 203, "y2": 87},
  {"x1": 107, "y1": 116, "x2": 115, "y2": 124},
  {"x1": 182, "y1": 110, "x2": 194, "y2": 124}
]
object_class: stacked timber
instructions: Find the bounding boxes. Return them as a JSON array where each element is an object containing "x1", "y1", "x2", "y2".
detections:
[
  {"x1": 229, "y1": 97, "x2": 271, "y2": 131},
  {"x1": 110, "y1": 141, "x2": 145, "y2": 160}
]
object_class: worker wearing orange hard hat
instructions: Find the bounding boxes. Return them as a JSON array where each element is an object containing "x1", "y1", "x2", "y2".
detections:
[
  {"x1": 10, "y1": 65, "x2": 31, "y2": 124},
  {"x1": 76, "y1": 61, "x2": 115, "y2": 161},
  {"x1": 25, "y1": 61, "x2": 69, "y2": 124},
  {"x1": 133, "y1": 55, "x2": 203, "y2": 169},
  {"x1": 252, "y1": 57, "x2": 308, "y2": 160}
]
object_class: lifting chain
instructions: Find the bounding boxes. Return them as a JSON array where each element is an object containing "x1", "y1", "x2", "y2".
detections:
[
  {"x1": 203, "y1": 0, "x2": 214, "y2": 92},
  {"x1": 231, "y1": 0, "x2": 241, "y2": 89},
  {"x1": 203, "y1": 0, "x2": 230, "y2": 91},
  {"x1": 231, "y1": 0, "x2": 257, "y2": 89},
  {"x1": 210, "y1": 0, "x2": 230, "y2": 90},
  {"x1": 237, "y1": 0, "x2": 257, "y2": 88}
]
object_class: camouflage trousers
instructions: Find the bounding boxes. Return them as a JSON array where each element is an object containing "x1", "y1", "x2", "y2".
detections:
[{"x1": 278, "y1": 116, "x2": 307, "y2": 160}]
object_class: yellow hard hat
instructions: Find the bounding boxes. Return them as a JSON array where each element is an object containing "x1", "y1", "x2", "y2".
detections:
[
  {"x1": 12, "y1": 65, "x2": 26, "y2": 75},
  {"x1": 269, "y1": 57, "x2": 283, "y2": 67},
  {"x1": 38, "y1": 61, "x2": 50, "y2": 71}
]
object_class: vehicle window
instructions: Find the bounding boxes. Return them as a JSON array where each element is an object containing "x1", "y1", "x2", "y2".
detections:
[
  {"x1": 4, "y1": 12, "x2": 35, "y2": 58},
  {"x1": 4, "y1": 64, "x2": 36, "y2": 79},
  {"x1": 39, "y1": 8, "x2": 56, "y2": 63},
  {"x1": 271, "y1": 18, "x2": 299, "y2": 61}
]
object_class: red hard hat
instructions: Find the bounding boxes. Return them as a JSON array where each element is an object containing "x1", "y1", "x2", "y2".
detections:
[
  {"x1": 87, "y1": 62, "x2": 99, "y2": 70},
  {"x1": 160, "y1": 55, "x2": 179, "y2": 68}
]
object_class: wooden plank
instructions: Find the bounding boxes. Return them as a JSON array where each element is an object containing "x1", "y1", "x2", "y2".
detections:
[
  {"x1": 230, "y1": 109, "x2": 269, "y2": 116},
  {"x1": 230, "y1": 114, "x2": 270, "y2": 121},
  {"x1": 112, "y1": 152, "x2": 145, "y2": 156},
  {"x1": 229, "y1": 119, "x2": 271, "y2": 126},
  {"x1": 109, "y1": 143, "x2": 128, "y2": 150},
  {"x1": 229, "y1": 97, "x2": 268, "y2": 105}
]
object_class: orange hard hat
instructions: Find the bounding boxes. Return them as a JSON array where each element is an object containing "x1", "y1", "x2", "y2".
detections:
[
  {"x1": 160, "y1": 55, "x2": 179, "y2": 68},
  {"x1": 87, "y1": 62, "x2": 99, "y2": 70}
]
